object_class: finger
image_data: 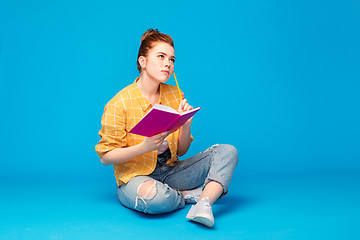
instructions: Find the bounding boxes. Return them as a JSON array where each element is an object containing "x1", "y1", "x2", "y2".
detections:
[
  {"x1": 158, "y1": 139, "x2": 165, "y2": 145},
  {"x1": 160, "y1": 132, "x2": 169, "y2": 140},
  {"x1": 181, "y1": 91, "x2": 185, "y2": 99},
  {"x1": 155, "y1": 132, "x2": 170, "y2": 140},
  {"x1": 155, "y1": 132, "x2": 168, "y2": 137},
  {"x1": 180, "y1": 99, "x2": 187, "y2": 109},
  {"x1": 183, "y1": 102, "x2": 193, "y2": 112},
  {"x1": 151, "y1": 132, "x2": 165, "y2": 140}
]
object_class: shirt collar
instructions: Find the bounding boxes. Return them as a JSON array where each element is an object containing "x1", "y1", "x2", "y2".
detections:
[{"x1": 132, "y1": 77, "x2": 164, "y2": 112}]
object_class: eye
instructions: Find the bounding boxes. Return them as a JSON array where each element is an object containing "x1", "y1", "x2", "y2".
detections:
[
  {"x1": 170, "y1": 58, "x2": 175, "y2": 63},
  {"x1": 158, "y1": 55, "x2": 164, "y2": 59}
]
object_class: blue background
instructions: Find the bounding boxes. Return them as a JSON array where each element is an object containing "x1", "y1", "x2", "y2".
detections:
[{"x1": 1, "y1": 0, "x2": 359, "y2": 239}]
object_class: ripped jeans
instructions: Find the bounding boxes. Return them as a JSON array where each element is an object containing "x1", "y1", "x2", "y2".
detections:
[{"x1": 116, "y1": 144, "x2": 238, "y2": 214}]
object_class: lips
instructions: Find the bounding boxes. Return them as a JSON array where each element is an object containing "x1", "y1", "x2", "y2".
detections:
[{"x1": 161, "y1": 70, "x2": 169, "y2": 74}]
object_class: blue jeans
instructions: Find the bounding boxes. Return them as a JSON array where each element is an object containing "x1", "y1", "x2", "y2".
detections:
[{"x1": 116, "y1": 144, "x2": 238, "y2": 214}]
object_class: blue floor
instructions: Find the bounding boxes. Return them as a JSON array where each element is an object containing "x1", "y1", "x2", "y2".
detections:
[{"x1": 1, "y1": 172, "x2": 359, "y2": 240}]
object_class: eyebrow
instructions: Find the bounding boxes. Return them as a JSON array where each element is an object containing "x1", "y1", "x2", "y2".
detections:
[{"x1": 157, "y1": 52, "x2": 175, "y2": 59}]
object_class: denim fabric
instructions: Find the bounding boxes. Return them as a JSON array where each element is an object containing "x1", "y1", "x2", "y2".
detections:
[{"x1": 117, "y1": 144, "x2": 238, "y2": 214}]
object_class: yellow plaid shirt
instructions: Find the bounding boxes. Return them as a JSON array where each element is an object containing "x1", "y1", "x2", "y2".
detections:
[{"x1": 95, "y1": 77, "x2": 192, "y2": 186}]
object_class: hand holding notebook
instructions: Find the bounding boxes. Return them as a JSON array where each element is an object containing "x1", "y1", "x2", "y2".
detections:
[{"x1": 129, "y1": 104, "x2": 201, "y2": 137}]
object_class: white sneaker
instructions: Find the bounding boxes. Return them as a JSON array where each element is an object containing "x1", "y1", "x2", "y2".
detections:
[
  {"x1": 183, "y1": 187, "x2": 203, "y2": 204},
  {"x1": 186, "y1": 197, "x2": 214, "y2": 228}
]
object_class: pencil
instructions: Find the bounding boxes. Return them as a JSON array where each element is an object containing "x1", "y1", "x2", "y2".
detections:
[{"x1": 173, "y1": 71, "x2": 183, "y2": 101}]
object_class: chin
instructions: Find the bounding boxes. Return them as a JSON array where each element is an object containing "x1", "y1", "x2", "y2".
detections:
[{"x1": 159, "y1": 76, "x2": 170, "y2": 83}]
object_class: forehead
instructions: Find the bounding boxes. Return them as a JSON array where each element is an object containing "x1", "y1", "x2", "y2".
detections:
[{"x1": 149, "y1": 42, "x2": 175, "y2": 56}]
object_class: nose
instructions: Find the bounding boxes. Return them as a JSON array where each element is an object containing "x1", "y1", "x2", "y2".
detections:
[{"x1": 164, "y1": 58, "x2": 172, "y2": 68}]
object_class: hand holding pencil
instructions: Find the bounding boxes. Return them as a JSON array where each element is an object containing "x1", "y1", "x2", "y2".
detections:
[{"x1": 178, "y1": 98, "x2": 194, "y2": 114}]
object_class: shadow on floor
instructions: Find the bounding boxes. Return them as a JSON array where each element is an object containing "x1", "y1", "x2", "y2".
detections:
[{"x1": 213, "y1": 195, "x2": 256, "y2": 219}]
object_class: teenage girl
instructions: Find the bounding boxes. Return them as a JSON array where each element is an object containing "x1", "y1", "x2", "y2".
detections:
[{"x1": 95, "y1": 28, "x2": 238, "y2": 228}]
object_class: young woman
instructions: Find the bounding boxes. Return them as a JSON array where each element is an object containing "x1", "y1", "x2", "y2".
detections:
[{"x1": 95, "y1": 29, "x2": 238, "y2": 228}]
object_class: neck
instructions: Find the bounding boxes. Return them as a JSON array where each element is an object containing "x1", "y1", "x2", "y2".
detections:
[{"x1": 137, "y1": 74, "x2": 160, "y2": 104}]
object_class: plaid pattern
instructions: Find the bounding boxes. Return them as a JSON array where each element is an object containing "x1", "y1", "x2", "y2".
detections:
[{"x1": 95, "y1": 77, "x2": 192, "y2": 186}]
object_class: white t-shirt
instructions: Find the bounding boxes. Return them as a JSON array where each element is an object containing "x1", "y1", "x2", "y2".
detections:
[{"x1": 157, "y1": 138, "x2": 169, "y2": 155}]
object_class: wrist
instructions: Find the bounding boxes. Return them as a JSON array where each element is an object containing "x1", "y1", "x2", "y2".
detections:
[
  {"x1": 182, "y1": 120, "x2": 192, "y2": 129},
  {"x1": 180, "y1": 123, "x2": 191, "y2": 136}
]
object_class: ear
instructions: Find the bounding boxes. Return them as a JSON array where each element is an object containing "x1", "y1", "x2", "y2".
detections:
[{"x1": 138, "y1": 56, "x2": 147, "y2": 70}]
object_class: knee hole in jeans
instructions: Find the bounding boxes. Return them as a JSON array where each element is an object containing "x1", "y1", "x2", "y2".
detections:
[{"x1": 137, "y1": 180, "x2": 157, "y2": 199}]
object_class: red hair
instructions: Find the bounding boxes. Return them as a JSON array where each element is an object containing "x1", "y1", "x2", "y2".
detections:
[{"x1": 137, "y1": 28, "x2": 174, "y2": 72}]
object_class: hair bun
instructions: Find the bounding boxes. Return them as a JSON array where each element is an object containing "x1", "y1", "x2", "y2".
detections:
[
  {"x1": 137, "y1": 29, "x2": 174, "y2": 73},
  {"x1": 141, "y1": 28, "x2": 160, "y2": 42}
]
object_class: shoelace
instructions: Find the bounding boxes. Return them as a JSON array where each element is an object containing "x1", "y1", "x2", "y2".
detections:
[{"x1": 199, "y1": 197, "x2": 211, "y2": 207}]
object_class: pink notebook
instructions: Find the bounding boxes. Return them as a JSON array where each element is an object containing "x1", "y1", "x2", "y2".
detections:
[{"x1": 129, "y1": 104, "x2": 201, "y2": 137}]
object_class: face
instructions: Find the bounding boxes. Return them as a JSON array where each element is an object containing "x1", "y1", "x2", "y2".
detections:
[{"x1": 138, "y1": 42, "x2": 175, "y2": 83}]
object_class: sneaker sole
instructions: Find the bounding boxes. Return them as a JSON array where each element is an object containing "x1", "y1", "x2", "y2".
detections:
[{"x1": 187, "y1": 215, "x2": 214, "y2": 228}]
